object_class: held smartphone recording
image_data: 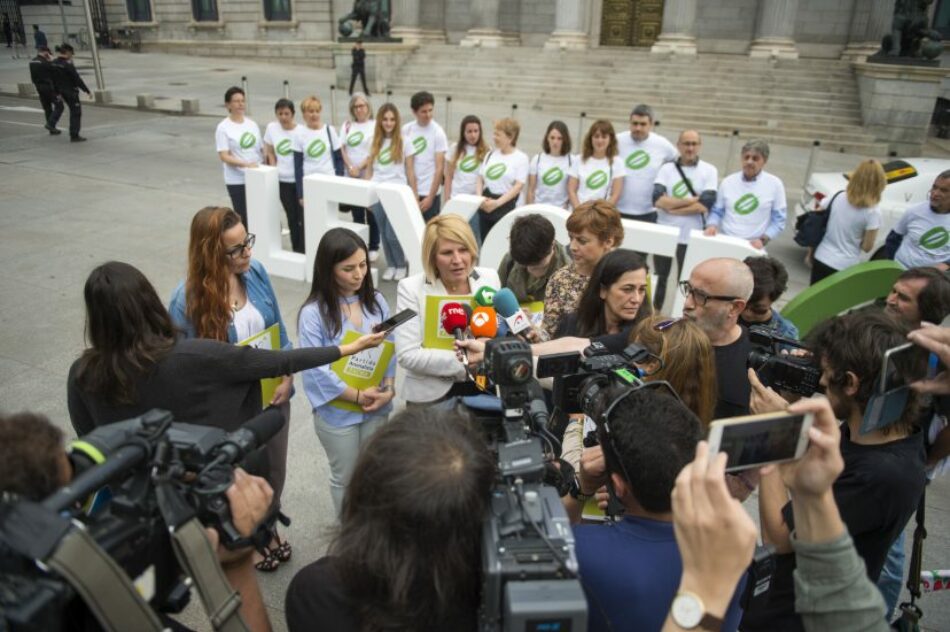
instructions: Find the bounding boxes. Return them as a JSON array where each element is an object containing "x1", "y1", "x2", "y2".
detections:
[
  {"x1": 371, "y1": 308, "x2": 417, "y2": 334},
  {"x1": 707, "y1": 410, "x2": 814, "y2": 473}
]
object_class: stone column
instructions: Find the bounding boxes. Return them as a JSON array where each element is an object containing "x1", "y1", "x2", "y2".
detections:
[
  {"x1": 650, "y1": 0, "x2": 698, "y2": 55},
  {"x1": 841, "y1": 0, "x2": 895, "y2": 61},
  {"x1": 390, "y1": 0, "x2": 425, "y2": 42},
  {"x1": 460, "y1": 0, "x2": 509, "y2": 47},
  {"x1": 545, "y1": 0, "x2": 590, "y2": 50},
  {"x1": 748, "y1": 0, "x2": 800, "y2": 59}
]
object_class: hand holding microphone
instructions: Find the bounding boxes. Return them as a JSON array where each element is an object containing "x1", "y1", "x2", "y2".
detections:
[
  {"x1": 493, "y1": 288, "x2": 540, "y2": 342},
  {"x1": 441, "y1": 302, "x2": 471, "y2": 366}
]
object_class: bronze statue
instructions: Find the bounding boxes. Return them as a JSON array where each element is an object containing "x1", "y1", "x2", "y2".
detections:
[
  {"x1": 881, "y1": 0, "x2": 942, "y2": 60},
  {"x1": 339, "y1": 0, "x2": 392, "y2": 39}
]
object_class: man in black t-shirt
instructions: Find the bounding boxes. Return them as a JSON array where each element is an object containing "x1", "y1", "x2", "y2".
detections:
[{"x1": 681, "y1": 258, "x2": 754, "y2": 420}]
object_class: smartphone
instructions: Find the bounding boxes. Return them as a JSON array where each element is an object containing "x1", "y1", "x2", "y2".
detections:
[
  {"x1": 372, "y1": 309, "x2": 417, "y2": 334},
  {"x1": 707, "y1": 411, "x2": 813, "y2": 472}
]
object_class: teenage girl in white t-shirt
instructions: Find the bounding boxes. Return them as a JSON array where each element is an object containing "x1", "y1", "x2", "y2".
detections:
[
  {"x1": 263, "y1": 98, "x2": 302, "y2": 253},
  {"x1": 568, "y1": 119, "x2": 625, "y2": 209},
  {"x1": 444, "y1": 114, "x2": 489, "y2": 201},
  {"x1": 364, "y1": 103, "x2": 410, "y2": 281},
  {"x1": 527, "y1": 120, "x2": 573, "y2": 209},
  {"x1": 340, "y1": 93, "x2": 380, "y2": 260}
]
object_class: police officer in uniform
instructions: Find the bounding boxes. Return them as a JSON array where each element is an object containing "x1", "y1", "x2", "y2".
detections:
[
  {"x1": 29, "y1": 45, "x2": 62, "y2": 135},
  {"x1": 50, "y1": 44, "x2": 91, "y2": 142}
]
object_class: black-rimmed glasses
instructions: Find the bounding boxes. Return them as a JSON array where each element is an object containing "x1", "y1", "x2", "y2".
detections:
[
  {"x1": 226, "y1": 233, "x2": 255, "y2": 258},
  {"x1": 678, "y1": 281, "x2": 739, "y2": 306}
]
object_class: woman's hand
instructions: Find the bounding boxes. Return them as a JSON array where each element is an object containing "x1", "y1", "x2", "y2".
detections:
[
  {"x1": 703, "y1": 225, "x2": 718, "y2": 237},
  {"x1": 244, "y1": 161, "x2": 259, "y2": 169},
  {"x1": 481, "y1": 198, "x2": 498, "y2": 213},
  {"x1": 269, "y1": 376, "x2": 293, "y2": 406},
  {"x1": 347, "y1": 164, "x2": 361, "y2": 177},
  {"x1": 340, "y1": 331, "x2": 387, "y2": 356},
  {"x1": 360, "y1": 386, "x2": 394, "y2": 412}
]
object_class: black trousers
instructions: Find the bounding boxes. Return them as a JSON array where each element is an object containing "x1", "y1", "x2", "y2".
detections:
[
  {"x1": 279, "y1": 181, "x2": 305, "y2": 253},
  {"x1": 478, "y1": 188, "x2": 518, "y2": 241},
  {"x1": 49, "y1": 90, "x2": 81, "y2": 137},
  {"x1": 37, "y1": 87, "x2": 60, "y2": 125},
  {"x1": 344, "y1": 204, "x2": 380, "y2": 250},
  {"x1": 809, "y1": 257, "x2": 838, "y2": 285},
  {"x1": 226, "y1": 184, "x2": 248, "y2": 227},
  {"x1": 653, "y1": 243, "x2": 688, "y2": 311},
  {"x1": 349, "y1": 66, "x2": 369, "y2": 95}
]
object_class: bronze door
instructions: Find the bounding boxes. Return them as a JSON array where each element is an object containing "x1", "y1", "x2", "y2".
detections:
[{"x1": 600, "y1": 0, "x2": 665, "y2": 47}]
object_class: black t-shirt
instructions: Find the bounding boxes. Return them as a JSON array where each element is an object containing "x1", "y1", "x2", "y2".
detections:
[
  {"x1": 712, "y1": 327, "x2": 752, "y2": 420},
  {"x1": 740, "y1": 425, "x2": 927, "y2": 631}
]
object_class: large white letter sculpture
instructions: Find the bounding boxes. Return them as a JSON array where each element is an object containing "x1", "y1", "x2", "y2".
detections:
[{"x1": 246, "y1": 166, "x2": 306, "y2": 281}]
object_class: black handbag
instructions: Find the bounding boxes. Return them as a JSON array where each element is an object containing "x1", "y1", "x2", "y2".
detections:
[{"x1": 794, "y1": 191, "x2": 842, "y2": 248}]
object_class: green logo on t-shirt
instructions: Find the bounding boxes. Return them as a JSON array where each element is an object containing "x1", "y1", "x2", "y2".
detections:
[
  {"x1": 734, "y1": 193, "x2": 760, "y2": 215},
  {"x1": 276, "y1": 139, "x2": 292, "y2": 156},
  {"x1": 307, "y1": 139, "x2": 327, "y2": 159},
  {"x1": 542, "y1": 166, "x2": 564, "y2": 187},
  {"x1": 239, "y1": 132, "x2": 256, "y2": 149},
  {"x1": 412, "y1": 136, "x2": 427, "y2": 156},
  {"x1": 378, "y1": 147, "x2": 394, "y2": 165},
  {"x1": 459, "y1": 155, "x2": 479, "y2": 173},
  {"x1": 919, "y1": 226, "x2": 950, "y2": 250},
  {"x1": 486, "y1": 163, "x2": 507, "y2": 181},
  {"x1": 346, "y1": 131, "x2": 365, "y2": 147},
  {"x1": 626, "y1": 150, "x2": 649, "y2": 170},
  {"x1": 672, "y1": 180, "x2": 691, "y2": 198},
  {"x1": 586, "y1": 170, "x2": 608, "y2": 190}
]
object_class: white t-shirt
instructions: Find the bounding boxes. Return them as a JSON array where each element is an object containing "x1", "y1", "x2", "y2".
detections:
[
  {"x1": 371, "y1": 136, "x2": 408, "y2": 184},
  {"x1": 813, "y1": 192, "x2": 882, "y2": 271},
  {"x1": 570, "y1": 155, "x2": 626, "y2": 205},
  {"x1": 403, "y1": 120, "x2": 448, "y2": 196},
  {"x1": 215, "y1": 117, "x2": 263, "y2": 185},
  {"x1": 232, "y1": 300, "x2": 266, "y2": 342},
  {"x1": 654, "y1": 160, "x2": 719, "y2": 243},
  {"x1": 530, "y1": 153, "x2": 573, "y2": 209},
  {"x1": 449, "y1": 143, "x2": 480, "y2": 197},
  {"x1": 480, "y1": 149, "x2": 529, "y2": 199},
  {"x1": 263, "y1": 121, "x2": 297, "y2": 183},
  {"x1": 293, "y1": 124, "x2": 340, "y2": 176},
  {"x1": 616, "y1": 132, "x2": 678, "y2": 216},
  {"x1": 893, "y1": 201, "x2": 950, "y2": 269},
  {"x1": 715, "y1": 171, "x2": 787, "y2": 240},
  {"x1": 340, "y1": 119, "x2": 375, "y2": 175}
]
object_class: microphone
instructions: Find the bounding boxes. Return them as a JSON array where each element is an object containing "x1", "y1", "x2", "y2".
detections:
[
  {"x1": 441, "y1": 302, "x2": 471, "y2": 365},
  {"x1": 461, "y1": 303, "x2": 474, "y2": 332},
  {"x1": 470, "y1": 305, "x2": 499, "y2": 338},
  {"x1": 212, "y1": 407, "x2": 286, "y2": 465},
  {"x1": 474, "y1": 286, "x2": 497, "y2": 307},
  {"x1": 493, "y1": 288, "x2": 535, "y2": 340}
]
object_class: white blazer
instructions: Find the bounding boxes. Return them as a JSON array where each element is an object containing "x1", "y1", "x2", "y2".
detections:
[{"x1": 395, "y1": 267, "x2": 501, "y2": 403}]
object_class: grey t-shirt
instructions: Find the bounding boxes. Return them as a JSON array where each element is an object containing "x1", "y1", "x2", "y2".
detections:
[{"x1": 814, "y1": 192, "x2": 881, "y2": 271}]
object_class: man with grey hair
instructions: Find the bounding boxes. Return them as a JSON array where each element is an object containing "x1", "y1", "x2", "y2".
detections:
[
  {"x1": 681, "y1": 257, "x2": 755, "y2": 418},
  {"x1": 615, "y1": 104, "x2": 677, "y2": 222},
  {"x1": 704, "y1": 139, "x2": 787, "y2": 250},
  {"x1": 883, "y1": 170, "x2": 950, "y2": 270}
]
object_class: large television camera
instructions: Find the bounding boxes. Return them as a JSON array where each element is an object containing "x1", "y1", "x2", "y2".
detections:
[
  {"x1": 474, "y1": 339, "x2": 587, "y2": 632},
  {"x1": 747, "y1": 325, "x2": 822, "y2": 397},
  {"x1": 0, "y1": 408, "x2": 284, "y2": 631}
]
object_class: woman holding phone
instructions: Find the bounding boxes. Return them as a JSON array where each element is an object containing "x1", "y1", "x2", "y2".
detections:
[{"x1": 298, "y1": 227, "x2": 396, "y2": 517}]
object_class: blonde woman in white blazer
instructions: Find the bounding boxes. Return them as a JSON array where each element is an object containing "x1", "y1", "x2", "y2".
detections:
[{"x1": 395, "y1": 215, "x2": 501, "y2": 405}]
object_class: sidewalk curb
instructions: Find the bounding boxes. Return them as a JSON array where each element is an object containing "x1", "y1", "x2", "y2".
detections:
[{"x1": 0, "y1": 88, "x2": 217, "y2": 118}]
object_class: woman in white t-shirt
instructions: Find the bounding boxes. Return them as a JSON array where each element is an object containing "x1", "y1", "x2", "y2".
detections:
[
  {"x1": 810, "y1": 159, "x2": 886, "y2": 285},
  {"x1": 263, "y1": 98, "x2": 302, "y2": 253},
  {"x1": 340, "y1": 93, "x2": 380, "y2": 260},
  {"x1": 527, "y1": 120, "x2": 573, "y2": 209},
  {"x1": 364, "y1": 103, "x2": 410, "y2": 281},
  {"x1": 568, "y1": 119, "x2": 625, "y2": 209},
  {"x1": 215, "y1": 86, "x2": 263, "y2": 227},
  {"x1": 293, "y1": 95, "x2": 341, "y2": 208},
  {"x1": 475, "y1": 117, "x2": 529, "y2": 241},
  {"x1": 444, "y1": 114, "x2": 489, "y2": 201}
]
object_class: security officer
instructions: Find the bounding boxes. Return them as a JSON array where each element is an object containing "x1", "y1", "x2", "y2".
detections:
[
  {"x1": 29, "y1": 45, "x2": 62, "y2": 135},
  {"x1": 50, "y1": 43, "x2": 91, "y2": 142}
]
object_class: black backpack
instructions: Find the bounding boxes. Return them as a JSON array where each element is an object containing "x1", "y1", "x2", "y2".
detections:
[{"x1": 794, "y1": 191, "x2": 842, "y2": 248}]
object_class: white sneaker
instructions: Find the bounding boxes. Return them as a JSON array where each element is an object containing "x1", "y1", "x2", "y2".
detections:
[
  {"x1": 369, "y1": 250, "x2": 379, "y2": 262},
  {"x1": 394, "y1": 267, "x2": 408, "y2": 281},
  {"x1": 382, "y1": 267, "x2": 396, "y2": 281}
]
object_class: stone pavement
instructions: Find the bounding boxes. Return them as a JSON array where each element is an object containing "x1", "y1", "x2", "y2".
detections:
[{"x1": 1, "y1": 47, "x2": 950, "y2": 631}]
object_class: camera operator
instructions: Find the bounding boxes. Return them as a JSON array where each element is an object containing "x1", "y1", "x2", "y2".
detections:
[
  {"x1": 285, "y1": 407, "x2": 493, "y2": 631},
  {"x1": 743, "y1": 311, "x2": 928, "y2": 631},
  {"x1": 0, "y1": 411, "x2": 274, "y2": 632},
  {"x1": 568, "y1": 386, "x2": 745, "y2": 632},
  {"x1": 680, "y1": 258, "x2": 755, "y2": 419}
]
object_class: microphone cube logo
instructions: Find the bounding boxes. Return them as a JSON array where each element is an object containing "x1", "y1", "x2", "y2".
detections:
[
  {"x1": 439, "y1": 302, "x2": 466, "y2": 339},
  {"x1": 471, "y1": 311, "x2": 491, "y2": 328}
]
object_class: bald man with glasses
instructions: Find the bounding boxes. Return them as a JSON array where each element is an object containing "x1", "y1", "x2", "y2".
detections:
[{"x1": 681, "y1": 258, "x2": 755, "y2": 419}]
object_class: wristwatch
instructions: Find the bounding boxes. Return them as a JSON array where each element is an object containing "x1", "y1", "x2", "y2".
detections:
[
  {"x1": 568, "y1": 476, "x2": 593, "y2": 502},
  {"x1": 670, "y1": 591, "x2": 724, "y2": 630}
]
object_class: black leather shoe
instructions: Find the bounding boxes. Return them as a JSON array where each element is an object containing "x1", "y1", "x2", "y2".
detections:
[
  {"x1": 45, "y1": 124, "x2": 61, "y2": 135},
  {"x1": 70, "y1": 135, "x2": 87, "y2": 142}
]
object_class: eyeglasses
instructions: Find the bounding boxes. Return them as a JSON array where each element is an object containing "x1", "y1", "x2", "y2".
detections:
[
  {"x1": 679, "y1": 281, "x2": 739, "y2": 306},
  {"x1": 653, "y1": 317, "x2": 683, "y2": 331},
  {"x1": 225, "y1": 233, "x2": 255, "y2": 258}
]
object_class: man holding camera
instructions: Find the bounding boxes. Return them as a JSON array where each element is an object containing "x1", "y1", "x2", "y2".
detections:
[{"x1": 570, "y1": 386, "x2": 745, "y2": 632}]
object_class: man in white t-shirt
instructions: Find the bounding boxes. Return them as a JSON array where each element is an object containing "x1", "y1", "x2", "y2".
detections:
[
  {"x1": 652, "y1": 130, "x2": 718, "y2": 310},
  {"x1": 705, "y1": 139, "x2": 786, "y2": 250},
  {"x1": 403, "y1": 91, "x2": 448, "y2": 223},
  {"x1": 615, "y1": 104, "x2": 677, "y2": 222},
  {"x1": 885, "y1": 171, "x2": 950, "y2": 270}
]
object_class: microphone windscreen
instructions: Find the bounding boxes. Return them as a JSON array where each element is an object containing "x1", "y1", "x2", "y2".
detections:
[
  {"x1": 440, "y1": 302, "x2": 469, "y2": 334},
  {"x1": 461, "y1": 303, "x2": 473, "y2": 321},
  {"x1": 242, "y1": 407, "x2": 286, "y2": 447},
  {"x1": 474, "y1": 286, "x2": 497, "y2": 307},
  {"x1": 470, "y1": 306, "x2": 499, "y2": 338},
  {"x1": 493, "y1": 288, "x2": 521, "y2": 318}
]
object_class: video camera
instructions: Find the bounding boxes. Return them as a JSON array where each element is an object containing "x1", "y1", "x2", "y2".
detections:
[
  {"x1": 0, "y1": 408, "x2": 284, "y2": 631},
  {"x1": 747, "y1": 325, "x2": 822, "y2": 397},
  {"x1": 474, "y1": 338, "x2": 588, "y2": 632}
]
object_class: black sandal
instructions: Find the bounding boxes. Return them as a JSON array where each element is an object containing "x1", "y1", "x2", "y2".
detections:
[
  {"x1": 254, "y1": 546, "x2": 281, "y2": 572},
  {"x1": 271, "y1": 533, "x2": 292, "y2": 563}
]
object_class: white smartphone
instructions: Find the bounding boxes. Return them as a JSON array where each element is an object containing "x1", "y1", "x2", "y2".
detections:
[{"x1": 707, "y1": 410, "x2": 814, "y2": 472}]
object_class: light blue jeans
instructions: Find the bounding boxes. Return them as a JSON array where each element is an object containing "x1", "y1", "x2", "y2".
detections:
[
  {"x1": 313, "y1": 411, "x2": 388, "y2": 517},
  {"x1": 372, "y1": 202, "x2": 406, "y2": 268},
  {"x1": 876, "y1": 531, "x2": 905, "y2": 620}
]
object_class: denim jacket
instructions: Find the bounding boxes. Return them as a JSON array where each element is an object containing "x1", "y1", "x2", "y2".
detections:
[{"x1": 168, "y1": 258, "x2": 291, "y2": 349}]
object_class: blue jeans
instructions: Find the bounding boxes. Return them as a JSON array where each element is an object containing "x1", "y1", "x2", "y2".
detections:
[
  {"x1": 469, "y1": 212, "x2": 482, "y2": 247},
  {"x1": 876, "y1": 531, "x2": 905, "y2": 620},
  {"x1": 347, "y1": 205, "x2": 380, "y2": 251},
  {"x1": 419, "y1": 193, "x2": 441, "y2": 222},
  {"x1": 372, "y1": 202, "x2": 406, "y2": 268}
]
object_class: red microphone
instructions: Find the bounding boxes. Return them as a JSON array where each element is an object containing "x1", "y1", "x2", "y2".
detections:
[
  {"x1": 470, "y1": 306, "x2": 499, "y2": 338},
  {"x1": 441, "y1": 302, "x2": 471, "y2": 365}
]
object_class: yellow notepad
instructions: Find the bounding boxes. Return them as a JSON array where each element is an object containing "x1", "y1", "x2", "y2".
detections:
[
  {"x1": 237, "y1": 323, "x2": 282, "y2": 405},
  {"x1": 329, "y1": 329, "x2": 396, "y2": 412}
]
